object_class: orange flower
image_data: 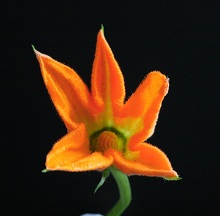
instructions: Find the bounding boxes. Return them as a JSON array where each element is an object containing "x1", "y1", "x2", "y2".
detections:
[{"x1": 34, "y1": 28, "x2": 178, "y2": 179}]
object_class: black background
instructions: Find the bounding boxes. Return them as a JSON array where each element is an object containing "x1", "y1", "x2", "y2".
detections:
[{"x1": 1, "y1": 1, "x2": 219, "y2": 215}]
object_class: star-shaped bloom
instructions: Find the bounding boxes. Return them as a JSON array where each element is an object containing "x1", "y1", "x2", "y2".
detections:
[{"x1": 34, "y1": 28, "x2": 178, "y2": 179}]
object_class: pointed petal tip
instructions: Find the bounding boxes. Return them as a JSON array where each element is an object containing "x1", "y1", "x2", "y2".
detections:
[
  {"x1": 163, "y1": 170, "x2": 181, "y2": 181},
  {"x1": 32, "y1": 47, "x2": 51, "y2": 60},
  {"x1": 32, "y1": 45, "x2": 41, "y2": 57},
  {"x1": 31, "y1": 45, "x2": 41, "y2": 56},
  {"x1": 164, "y1": 176, "x2": 182, "y2": 181},
  {"x1": 32, "y1": 45, "x2": 40, "y2": 56},
  {"x1": 98, "y1": 26, "x2": 105, "y2": 39},
  {"x1": 41, "y1": 169, "x2": 49, "y2": 173},
  {"x1": 101, "y1": 24, "x2": 104, "y2": 33},
  {"x1": 31, "y1": 44, "x2": 35, "y2": 51}
]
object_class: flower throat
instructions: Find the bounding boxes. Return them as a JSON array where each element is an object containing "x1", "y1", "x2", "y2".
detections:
[{"x1": 90, "y1": 127, "x2": 127, "y2": 153}]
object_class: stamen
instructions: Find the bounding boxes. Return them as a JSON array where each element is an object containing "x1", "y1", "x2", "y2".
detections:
[
  {"x1": 97, "y1": 131, "x2": 118, "y2": 152},
  {"x1": 90, "y1": 127, "x2": 127, "y2": 153}
]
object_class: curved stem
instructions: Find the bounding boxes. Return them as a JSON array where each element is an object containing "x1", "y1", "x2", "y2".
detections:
[{"x1": 106, "y1": 168, "x2": 131, "y2": 216}]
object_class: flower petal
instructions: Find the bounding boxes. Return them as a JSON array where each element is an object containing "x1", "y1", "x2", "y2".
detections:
[
  {"x1": 47, "y1": 150, "x2": 113, "y2": 172},
  {"x1": 66, "y1": 152, "x2": 113, "y2": 172},
  {"x1": 109, "y1": 143, "x2": 178, "y2": 178},
  {"x1": 91, "y1": 29, "x2": 125, "y2": 125},
  {"x1": 119, "y1": 71, "x2": 169, "y2": 143},
  {"x1": 46, "y1": 124, "x2": 113, "y2": 172},
  {"x1": 46, "y1": 124, "x2": 90, "y2": 170},
  {"x1": 34, "y1": 49, "x2": 95, "y2": 131}
]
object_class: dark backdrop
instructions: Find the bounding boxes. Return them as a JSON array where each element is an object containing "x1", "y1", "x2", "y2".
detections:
[{"x1": 1, "y1": 1, "x2": 219, "y2": 215}]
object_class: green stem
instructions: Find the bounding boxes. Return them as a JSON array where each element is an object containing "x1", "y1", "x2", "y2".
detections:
[{"x1": 106, "y1": 168, "x2": 131, "y2": 216}]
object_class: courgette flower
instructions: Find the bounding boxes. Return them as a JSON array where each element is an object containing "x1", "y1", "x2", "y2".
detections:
[{"x1": 34, "y1": 28, "x2": 178, "y2": 179}]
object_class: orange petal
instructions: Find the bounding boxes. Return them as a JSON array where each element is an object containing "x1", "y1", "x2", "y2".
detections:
[
  {"x1": 63, "y1": 152, "x2": 113, "y2": 172},
  {"x1": 46, "y1": 124, "x2": 90, "y2": 170},
  {"x1": 109, "y1": 143, "x2": 178, "y2": 178},
  {"x1": 119, "y1": 71, "x2": 169, "y2": 143},
  {"x1": 34, "y1": 49, "x2": 95, "y2": 131},
  {"x1": 46, "y1": 124, "x2": 114, "y2": 172},
  {"x1": 91, "y1": 29, "x2": 125, "y2": 125},
  {"x1": 48, "y1": 151, "x2": 113, "y2": 172}
]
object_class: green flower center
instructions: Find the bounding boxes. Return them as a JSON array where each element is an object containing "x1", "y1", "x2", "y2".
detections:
[{"x1": 90, "y1": 127, "x2": 127, "y2": 153}]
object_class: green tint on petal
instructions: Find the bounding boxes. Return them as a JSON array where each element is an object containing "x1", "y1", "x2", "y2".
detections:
[
  {"x1": 31, "y1": 44, "x2": 36, "y2": 51},
  {"x1": 164, "y1": 176, "x2": 182, "y2": 181},
  {"x1": 101, "y1": 24, "x2": 104, "y2": 33}
]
